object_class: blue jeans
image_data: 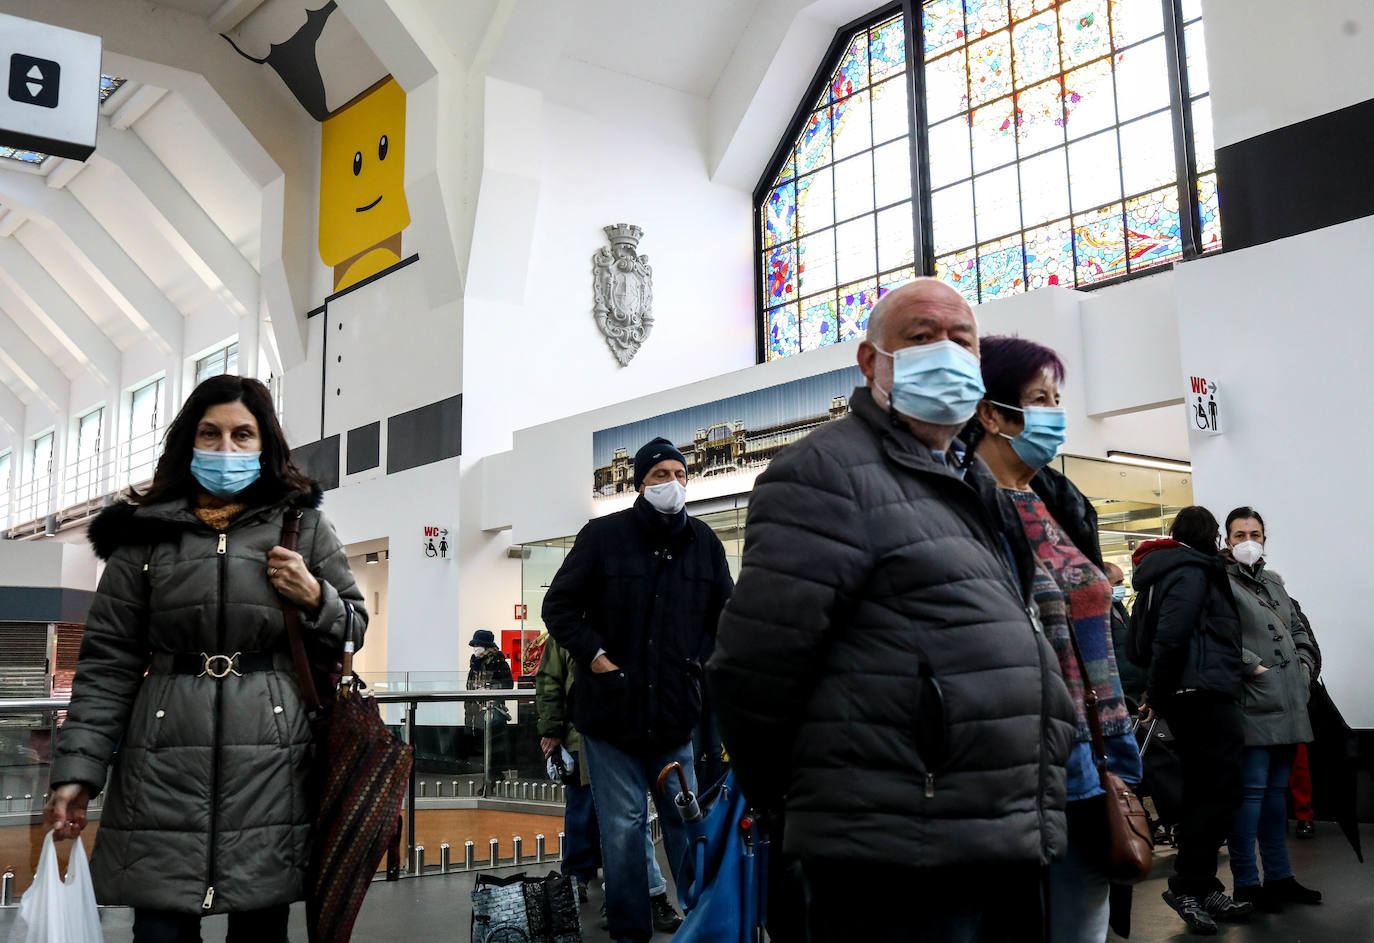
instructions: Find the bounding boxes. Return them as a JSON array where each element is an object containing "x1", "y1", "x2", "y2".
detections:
[
  {"x1": 1228, "y1": 745, "x2": 1297, "y2": 888},
  {"x1": 563, "y1": 753, "x2": 665, "y2": 894},
  {"x1": 562, "y1": 758, "x2": 601, "y2": 884},
  {"x1": 1047, "y1": 799, "x2": 1111, "y2": 943},
  {"x1": 583, "y1": 735, "x2": 694, "y2": 943}
]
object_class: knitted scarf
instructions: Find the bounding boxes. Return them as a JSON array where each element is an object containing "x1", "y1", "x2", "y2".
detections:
[
  {"x1": 194, "y1": 494, "x2": 249, "y2": 532},
  {"x1": 1006, "y1": 489, "x2": 1132, "y2": 741}
]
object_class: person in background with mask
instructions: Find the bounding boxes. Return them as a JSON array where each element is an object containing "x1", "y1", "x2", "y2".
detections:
[
  {"x1": 1222, "y1": 507, "x2": 1322, "y2": 913},
  {"x1": 1106, "y1": 563, "x2": 1149, "y2": 707},
  {"x1": 1130, "y1": 506, "x2": 1249, "y2": 935},
  {"x1": 543, "y1": 436, "x2": 733, "y2": 943},
  {"x1": 964, "y1": 335, "x2": 1142, "y2": 943},
  {"x1": 710, "y1": 281, "x2": 1075, "y2": 943},
  {"x1": 45, "y1": 376, "x2": 365, "y2": 942}
]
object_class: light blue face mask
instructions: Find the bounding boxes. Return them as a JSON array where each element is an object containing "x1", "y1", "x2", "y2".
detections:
[
  {"x1": 989, "y1": 400, "x2": 1067, "y2": 470},
  {"x1": 191, "y1": 449, "x2": 262, "y2": 498},
  {"x1": 1112, "y1": 584, "x2": 1127, "y2": 603},
  {"x1": 873, "y1": 340, "x2": 986, "y2": 426}
]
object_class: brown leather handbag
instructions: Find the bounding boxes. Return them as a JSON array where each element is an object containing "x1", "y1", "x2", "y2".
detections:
[{"x1": 1066, "y1": 620, "x2": 1154, "y2": 884}]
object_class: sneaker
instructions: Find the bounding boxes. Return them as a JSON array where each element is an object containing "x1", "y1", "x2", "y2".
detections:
[
  {"x1": 1201, "y1": 890, "x2": 1253, "y2": 922},
  {"x1": 1234, "y1": 883, "x2": 1282, "y2": 913},
  {"x1": 651, "y1": 893, "x2": 684, "y2": 933},
  {"x1": 1296, "y1": 820, "x2": 1316, "y2": 839},
  {"x1": 573, "y1": 877, "x2": 588, "y2": 903},
  {"x1": 1265, "y1": 875, "x2": 1322, "y2": 905},
  {"x1": 1162, "y1": 891, "x2": 1218, "y2": 935}
]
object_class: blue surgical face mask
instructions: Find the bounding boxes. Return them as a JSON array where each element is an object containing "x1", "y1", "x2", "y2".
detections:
[
  {"x1": 191, "y1": 449, "x2": 262, "y2": 498},
  {"x1": 988, "y1": 400, "x2": 1067, "y2": 470},
  {"x1": 873, "y1": 340, "x2": 986, "y2": 426},
  {"x1": 1112, "y1": 584, "x2": 1127, "y2": 603}
]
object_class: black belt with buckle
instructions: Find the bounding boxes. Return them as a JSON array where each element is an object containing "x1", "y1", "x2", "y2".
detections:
[{"x1": 149, "y1": 651, "x2": 287, "y2": 678}]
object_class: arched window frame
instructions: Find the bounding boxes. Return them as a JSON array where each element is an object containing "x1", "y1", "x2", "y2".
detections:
[{"x1": 754, "y1": 0, "x2": 1215, "y2": 363}]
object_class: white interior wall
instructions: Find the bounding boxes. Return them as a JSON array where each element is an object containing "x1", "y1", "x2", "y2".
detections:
[
  {"x1": 1205, "y1": 0, "x2": 1374, "y2": 148},
  {"x1": 460, "y1": 58, "x2": 757, "y2": 461},
  {"x1": 1177, "y1": 214, "x2": 1374, "y2": 727},
  {"x1": 320, "y1": 458, "x2": 461, "y2": 673}
]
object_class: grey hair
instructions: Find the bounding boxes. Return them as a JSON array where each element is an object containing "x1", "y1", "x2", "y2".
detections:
[{"x1": 865, "y1": 289, "x2": 896, "y2": 348}]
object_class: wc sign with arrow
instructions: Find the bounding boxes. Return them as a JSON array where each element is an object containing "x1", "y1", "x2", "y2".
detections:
[
  {"x1": 0, "y1": 13, "x2": 101, "y2": 160},
  {"x1": 1187, "y1": 374, "x2": 1224, "y2": 436}
]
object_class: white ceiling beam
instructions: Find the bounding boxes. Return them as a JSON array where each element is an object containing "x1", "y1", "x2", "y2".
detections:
[
  {"x1": 95, "y1": 119, "x2": 259, "y2": 318},
  {"x1": 102, "y1": 54, "x2": 304, "y2": 367},
  {"x1": 0, "y1": 234, "x2": 120, "y2": 386},
  {"x1": 0, "y1": 207, "x2": 27, "y2": 238},
  {"x1": 0, "y1": 171, "x2": 182, "y2": 355},
  {"x1": 208, "y1": 0, "x2": 270, "y2": 35},
  {"x1": 0, "y1": 371, "x2": 23, "y2": 435},
  {"x1": 110, "y1": 85, "x2": 168, "y2": 131},
  {"x1": 44, "y1": 157, "x2": 88, "y2": 190},
  {"x1": 0, "y1": 310, "x2": 66, "y2": 412}
]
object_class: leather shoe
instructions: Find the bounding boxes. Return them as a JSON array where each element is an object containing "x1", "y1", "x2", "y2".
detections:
[
  {"x1": 1265, "y1": 876, "x2": 1322, "y2": 905},
  {"x1": 1296, "y1": 820, "x2": 1315, "y2": 839},
  {"x1": 1234, "y1": 884, "x2": 1282, "y2": 913},
  {"x1": 651, "y1": 892, "x2": 684, "y2": 932}
]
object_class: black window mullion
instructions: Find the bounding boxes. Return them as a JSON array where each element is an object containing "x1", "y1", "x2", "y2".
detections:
[
  {"x1": 905, "y1": 1, "x2": 935, "y2": 279},
  {"x1": 1055, "y1": 3, "x2": 1077, "y2": 284},
  {"x1": 1104, "y1": 0, "x2": 1133, "y2": 274},
  {"x1": 1161, "y1": 0, "x2": 1203, "y2": 258},
  {"x1": 959, "y1": 11, "x2": 980, "y2": 298},
  {"x1": 1005, "y1": 1, "x2": 1029, "y2": 295},
  {"x1": 753, "y1": 200, "x2": 766, "y2": 362}
]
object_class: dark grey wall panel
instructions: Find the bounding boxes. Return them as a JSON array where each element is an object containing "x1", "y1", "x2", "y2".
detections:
[
  {"x1": 347, "y1": 422, "x2": 381, "y2": 475},
  {"x1": 0, "y1": 587, "x2": 96, "y2": 623},
  {"x1": 292, "y1": 435, "x2": 341, "y2": 491},
  {"x1": 387, "y1": 395, "x2": 462, "y2": 474},
  {"x1": 1217, "y1": 97, "x2": 1374, "y2": 252}
]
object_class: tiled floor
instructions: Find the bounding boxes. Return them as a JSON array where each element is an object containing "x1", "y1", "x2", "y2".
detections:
[{"x1": 2, "y1": 824, "x2": 1369, "y2": 941}]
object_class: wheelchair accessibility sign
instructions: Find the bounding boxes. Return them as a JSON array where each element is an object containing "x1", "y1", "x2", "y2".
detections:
[{"x1": 1187, "y1": 375, "x2": 1223, "y2": 436}]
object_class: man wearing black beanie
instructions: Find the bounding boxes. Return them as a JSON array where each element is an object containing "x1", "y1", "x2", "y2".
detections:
[
  {"x1": 544, "y1": 436, "x2": 733, "y2": 943},
  {"x1": 632, "y1": 437, "x2": 688, "y2": 491}
]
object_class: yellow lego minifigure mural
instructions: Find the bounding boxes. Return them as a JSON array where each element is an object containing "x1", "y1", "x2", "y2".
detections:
[{"x1": 319, "y1": 76, "x2": 410, "y2": 292}]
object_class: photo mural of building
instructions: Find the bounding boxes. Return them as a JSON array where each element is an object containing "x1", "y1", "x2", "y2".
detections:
[{"x1": 592, "y1": 365, "x2": 864, "y2": 499}]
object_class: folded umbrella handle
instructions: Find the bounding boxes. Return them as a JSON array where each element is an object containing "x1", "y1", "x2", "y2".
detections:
[{"x1": 656, "y1": 761, "x2": 691, "y2": 799}]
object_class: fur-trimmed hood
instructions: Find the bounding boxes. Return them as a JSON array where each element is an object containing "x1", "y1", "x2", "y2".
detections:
[{"x1": 87, "y1": 483, "x2": 323, "y2": 561}]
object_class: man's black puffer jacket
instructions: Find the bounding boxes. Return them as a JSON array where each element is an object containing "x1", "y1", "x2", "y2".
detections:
[
  {"x1": 708, "y1": 387, "x2": 1075, "y2": 868},
  {"x1": 543, "y1": 498, "x2": 733, "y2": 755}
]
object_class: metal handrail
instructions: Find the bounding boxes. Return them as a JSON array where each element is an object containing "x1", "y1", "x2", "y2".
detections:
[{"x1": 0, "y1": 689, "x2": 534, "y2": 714}]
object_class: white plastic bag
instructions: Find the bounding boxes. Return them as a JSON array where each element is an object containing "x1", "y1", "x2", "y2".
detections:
[{"x1": 14, "y1": 831, "x2": 104, "y2": 943}]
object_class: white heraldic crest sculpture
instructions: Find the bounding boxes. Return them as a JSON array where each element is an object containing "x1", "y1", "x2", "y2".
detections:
[{"x1": 593, "y1": 223, "x2": 653, "y2": 366}]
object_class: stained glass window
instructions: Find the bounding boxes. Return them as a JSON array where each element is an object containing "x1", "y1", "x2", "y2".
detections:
[
  {"x1": 99, "y1": 75, "x2": 127, "y2": 103},
  {"x1": 1182, "y1": 7, "x2": 1220, "y2": 253},
  {"x1": 924, "y1": 0, "x2": 1204, "y2": 302},
  {"x1": 756, "y1": 3, "x2": 1218, "y2": 361},
  {"x1": 0, "y1": 74, "x2": 127, "y2": 167},
  {"x1": 759, "y1": 13, "x2": 916, "y2": 362}
]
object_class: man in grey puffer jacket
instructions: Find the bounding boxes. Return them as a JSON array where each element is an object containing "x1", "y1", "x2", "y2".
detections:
[{"x1": 709, "y1": 279, "x2": 1075, "y2": 942}]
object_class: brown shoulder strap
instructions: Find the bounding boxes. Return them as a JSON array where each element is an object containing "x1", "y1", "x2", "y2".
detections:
[{"x1": 280, "y1": 509, "x2": 323, "y2": 716}]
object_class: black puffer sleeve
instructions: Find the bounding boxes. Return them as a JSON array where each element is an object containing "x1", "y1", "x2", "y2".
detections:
[{"x1": 51, "y1": 546, "x2": 152, "y2": 794}]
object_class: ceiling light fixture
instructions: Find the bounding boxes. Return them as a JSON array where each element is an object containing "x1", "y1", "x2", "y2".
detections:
[{"x1": 1106, "y1": 451, "x2": 1192, "y2": 473}]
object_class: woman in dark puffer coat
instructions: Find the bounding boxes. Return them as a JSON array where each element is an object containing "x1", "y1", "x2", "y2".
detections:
[{"x1": 45, "y1": 376, "x2": 366, "y2": 943}]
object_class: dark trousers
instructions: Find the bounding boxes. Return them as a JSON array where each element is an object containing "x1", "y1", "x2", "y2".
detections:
[
  {"x1": 803, "y1": 860, "x2": 1043, "y2": 943},
  {"x1": 1164, "y1": 691, "x2": 1244, "y2": 896},
  {"x1": 132, "y1": 906, "x2": 289, "y2": 943},
  {"x1": 561, "y1": 751, "x2": 602, "y2": 883}
]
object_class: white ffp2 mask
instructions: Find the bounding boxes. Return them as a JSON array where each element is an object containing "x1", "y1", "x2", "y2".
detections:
[
  {"x1": 644, "y1": 480, "x2": 686, "y2": 514},
  {"x1": 1233, "y1": 540, "x2": 1265, "y2": 566}
]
